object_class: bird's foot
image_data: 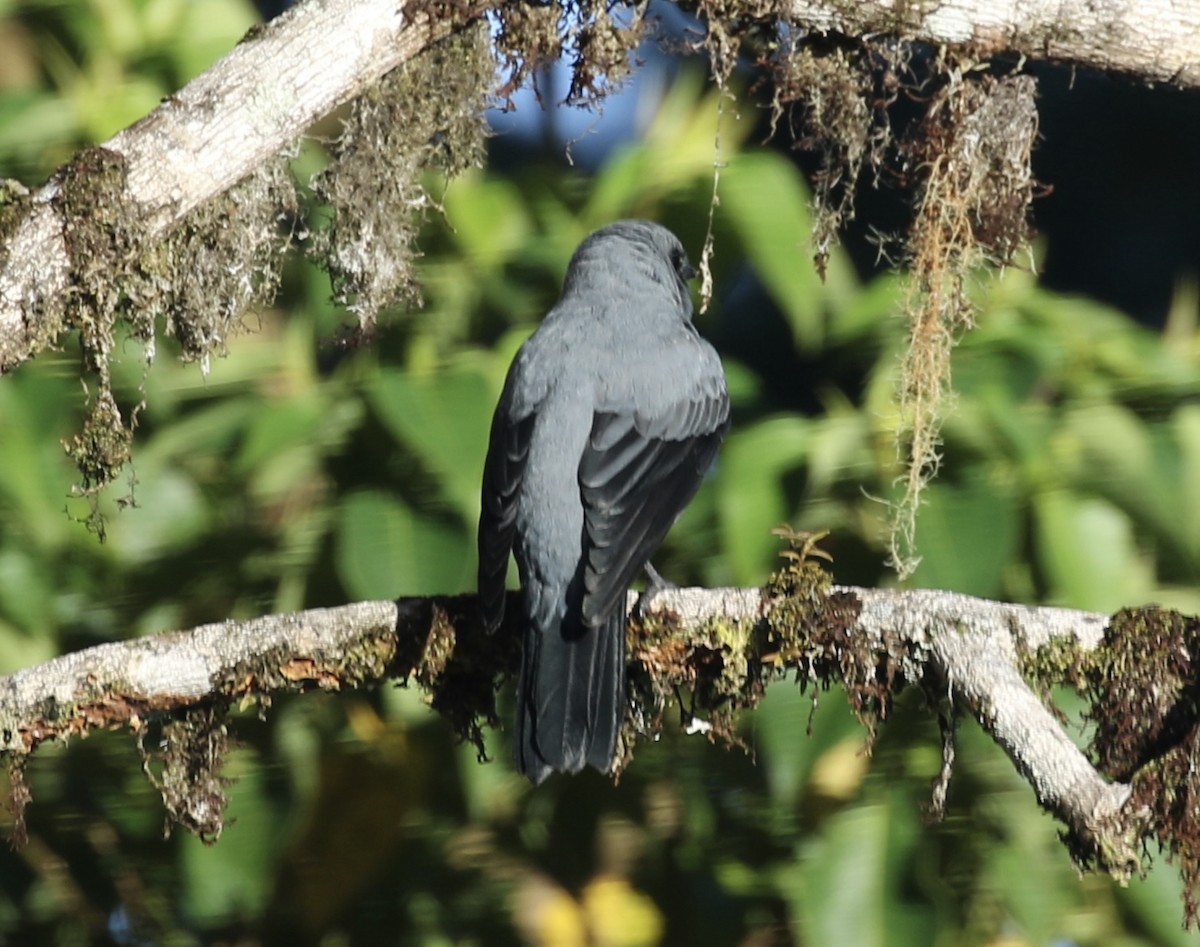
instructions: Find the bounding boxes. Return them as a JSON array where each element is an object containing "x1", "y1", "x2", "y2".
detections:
[
  {"x1": 634, "y1": 562, "x2": 676, "y2": 621},
  {"x1": 672, "y1": 684, "x2": 710, "y2": 735}
]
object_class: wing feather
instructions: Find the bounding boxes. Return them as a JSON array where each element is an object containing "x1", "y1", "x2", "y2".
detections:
[
  {"x1": 478, "y1": 408, "x2": 535, "y2": 632},
  {"x1": 578, "y1": 389, "x2": 729, "y2": 627}
]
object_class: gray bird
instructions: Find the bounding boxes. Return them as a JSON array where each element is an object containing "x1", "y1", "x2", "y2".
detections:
[{"x1": 477, "y1": 220, "x2": 730, "y2": 783}]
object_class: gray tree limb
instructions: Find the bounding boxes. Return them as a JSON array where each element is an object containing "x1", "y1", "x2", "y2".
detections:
[
  {"x1": 789, "y1": 0, "x2": 1200, "y2": 86},
  {"x1": 0, "y1": 585, "x2": 1140, "y2": 874},
  {"x1": 0, "y1": 0, "x2": 451, "y2": 373}
]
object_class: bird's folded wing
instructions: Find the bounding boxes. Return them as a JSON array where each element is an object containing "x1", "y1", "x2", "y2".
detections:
[
  {"x1": 478, "y1": 409, "x2": 535, "y2": 632},
  {"x1": 578, "y1": 389, "x2": 729, "y2": 627}
]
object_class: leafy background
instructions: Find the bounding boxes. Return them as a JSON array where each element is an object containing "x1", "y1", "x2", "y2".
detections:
[{"x1": 1, "y1": 0, "x2": 1200, "y2": 944}]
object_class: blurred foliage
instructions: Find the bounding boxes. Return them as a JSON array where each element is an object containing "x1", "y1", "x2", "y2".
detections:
[{"x1": 3, "y1": 0, "x2": 1200, "y2": 944}]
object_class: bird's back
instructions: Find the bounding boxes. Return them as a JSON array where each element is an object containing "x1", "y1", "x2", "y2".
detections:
[{"x1": 477, "y1": 220, "x2": 729, "y2": 783}]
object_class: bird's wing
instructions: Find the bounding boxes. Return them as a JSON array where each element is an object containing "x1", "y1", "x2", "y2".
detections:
[
  {"x1": 478, "y1": 400, "x2": 535, "y2": 634},
  {"x1": 578, "y1": 383, "x2": 730, "y2": 627}
]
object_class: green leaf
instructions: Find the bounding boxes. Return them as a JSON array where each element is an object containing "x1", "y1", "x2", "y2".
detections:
[
  {"x1": 169, "y1": 0, "x2": 260, "y2": 81},
  {"x1": 0, "y1": 376, "x2": 76, "y2": 552},
  {"x1": 105, "y1": 468, "x2": 209, "y2": 563},
  {"x1": 806, "y1": 410, "x2": 871, "y2": 497},
  {"x1": 336, "y1": 490, "x2": 469, "y2": 599},
  {"x1": 0, "y1": 548, "x2": 54, "y2": 636},
  {"x1": 586, "y1": 74, "x2": 756, "y2": 222},
  {"x1": 1034, "y1": 491, "x2": 1149, "y2": 611},
  {"x1": 721, "y1": 150, "x2": 826, "y2": 351},
  {"x1": 715, "y1": 416, "x2": 809, "y2": 584},
  {"x1": 235, "y1": 395, "x2": 326, "y2": 475},
  {"x1": 797, "y1": 802, "x2": 891, "y2": 946},
  {"x1": 830, "y1": 269, "x2": 899, "y2": 345},
  {"x1": 138, "y1": 399, "x2": 258, "y2": 466},
  {"x1": 749, "y1": 681, "x2": 864, "y2": 813},
  {"x1": 0, "y1": 617, "x2": 58, "y2": 676},
  {"x1": 1174, "y1": 404, "x2": 1200, "y2": 564},
  {"x1": 1119, "y1": 862, "x2": 1200, "y2": 947},
  {"x1": 1067, "y1": 403, "x2": 1179, "y2": 548},
  {"x1": 370, "y1": 363, "x2": 494, "y2": 523},
  {"x1": 443, "y1": 171, "x2": 533, "y2": 269},
  {"x1": 910, "y1": 477, "x2": 1019, "y2": 597},
  {"x1": 180, "y1": 749, "x2": 279, "y2": 925}
]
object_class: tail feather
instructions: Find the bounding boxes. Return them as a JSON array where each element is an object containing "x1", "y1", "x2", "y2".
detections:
[{"x1": 516, "y1": 607, "x2": 625, "y2": 783}]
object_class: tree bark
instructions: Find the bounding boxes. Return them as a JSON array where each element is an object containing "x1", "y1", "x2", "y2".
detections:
[
  {"x1": 789, "y1": 0, "x2": 1200, "y2": 86},
  {"x1": 0, "y1": 585, "x2": 1140, "y2": 876}
]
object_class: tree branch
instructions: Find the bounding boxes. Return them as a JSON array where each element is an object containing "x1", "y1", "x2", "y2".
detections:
[
  {"x1": 0, "y1": 583, "x2": 1144, "y2": 876},
  {"x1": 853, "y1": 588, "x2": 1137, "y2": 869},
  {"x1": 787, "y1": 0, "x2": 1200, "y2": 87},
  {"x1": 0, "y1": 0, "x2": 453, "y2": 373}
]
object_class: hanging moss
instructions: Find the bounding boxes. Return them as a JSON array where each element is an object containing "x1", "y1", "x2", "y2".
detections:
[
  {"x1": 309, "y1": 24, "x2": 493, "y2": 329},
  {"x1": 1083, "y1": 606, "x2": 1200, "y2": 923},
  {"x1": 33, "y1": 144, "x2": 299, "y2": 530},
  {"x1": 140, "y1": 705, "x2": 232, "y2": 844},
  {"x1": 150, "y1": 156, "x2": 299, "y2": 371}
]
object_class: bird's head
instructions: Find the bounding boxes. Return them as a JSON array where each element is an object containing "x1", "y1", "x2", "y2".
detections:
[{"x1": 562, "y1": 219, "x2": 697, "y2": 319}]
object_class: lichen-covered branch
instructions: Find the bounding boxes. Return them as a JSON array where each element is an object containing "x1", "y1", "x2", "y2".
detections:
[
  {"x1": 787, "y1": 0, "x2": 1200, "y2": 87},
  {"x1": 0, "y1": 580, "x2": 1158, "y2": 882},
  {"x1": 852, "y1": 588, "x2": 1139, "y2": 875},
  {"x1": 0, "y1": 0, "x2": 454, "y2": 374}
]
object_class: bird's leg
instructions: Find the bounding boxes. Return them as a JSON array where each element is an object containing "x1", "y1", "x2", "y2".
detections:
[
  {"x1": 634, "y1": 561, "x2": 676, "y2": 620},
  {"x1": 674, "y1": 684, "x2": 690, "y2": 728},
  {"x1": 673, "y1": 683, "x2": 712, "y2": 736},
  {"x1": 643, "y1": 561, "x2": 674, "y2": 589}
]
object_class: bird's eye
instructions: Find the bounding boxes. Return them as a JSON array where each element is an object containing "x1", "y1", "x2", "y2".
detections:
[{"x1": 671, "y1": 246, "x2": 697, "y2": 281}]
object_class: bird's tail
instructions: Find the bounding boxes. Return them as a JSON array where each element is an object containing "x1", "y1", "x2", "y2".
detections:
[{"x1": 516, "y1": 606, "x2": 625, "y2": 784}]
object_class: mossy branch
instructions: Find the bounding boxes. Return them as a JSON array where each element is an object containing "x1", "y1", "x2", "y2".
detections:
[
  {"x1": 785, "y1": 0, "x2": 1200, "y2": 88},
  {"x1": 0, "y1": 0, "x2": 459, "y2": 375},
  {"x1": 4, "y1": 580, "x2": 1188, "y2": 908}
]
